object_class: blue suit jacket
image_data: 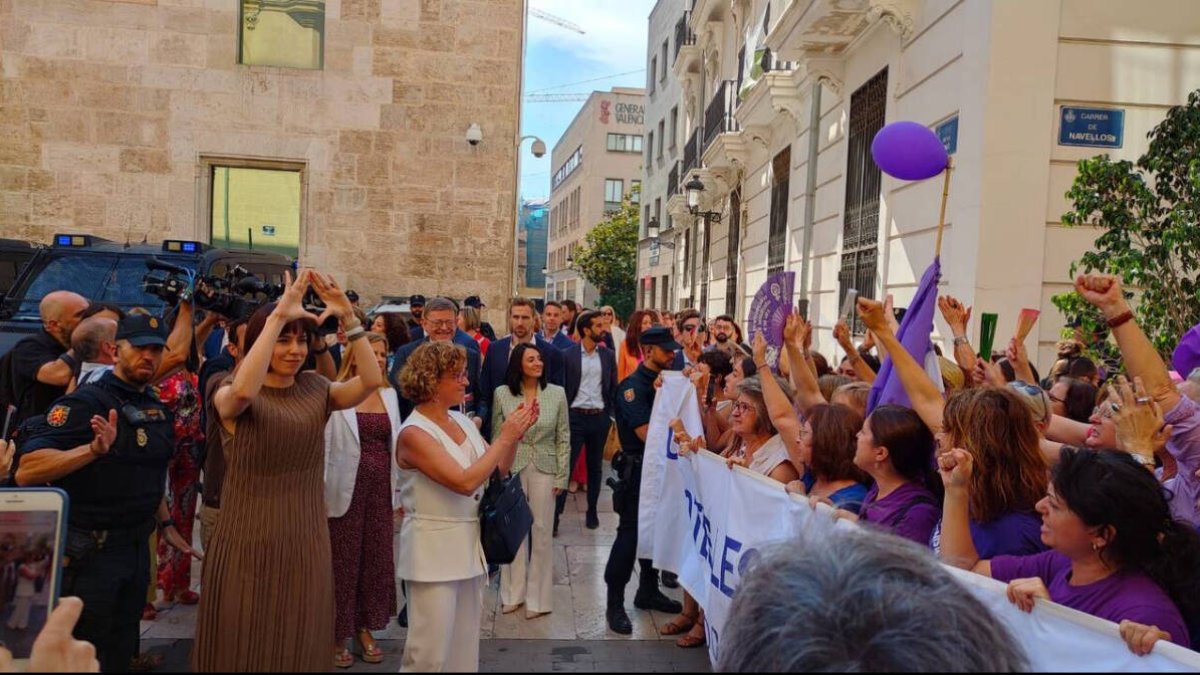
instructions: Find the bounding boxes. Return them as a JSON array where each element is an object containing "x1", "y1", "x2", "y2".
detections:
[
  {"x1": 562, "y1": 343, "x2": 617, "y2": 417},
  {"x1": 548, "y1": 331, "x2": 575, "y2": 351},
  {"x1": 390, "y1": 337, "x2": 482, "y2": 420},
  {"x1": 478, "y1": 335, "x2": 565, "y2": 439}
]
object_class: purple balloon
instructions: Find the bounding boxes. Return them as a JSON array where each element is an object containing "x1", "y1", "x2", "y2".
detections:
[{"x1": 870, "y1": 121, "x2": 949, "y2": 181}]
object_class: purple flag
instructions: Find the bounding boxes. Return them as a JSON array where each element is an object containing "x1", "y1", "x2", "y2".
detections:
[
  {"x1": 867, "y1": 257, "x2": 942, "y2": 413},
  {"x1": 748, "y1": 271, "x2": 795, "y2": 370}
]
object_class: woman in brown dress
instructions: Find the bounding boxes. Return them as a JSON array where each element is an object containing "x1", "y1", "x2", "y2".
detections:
[{"x1": 192, "y1": 270, "x2": 384, "y2": 672}]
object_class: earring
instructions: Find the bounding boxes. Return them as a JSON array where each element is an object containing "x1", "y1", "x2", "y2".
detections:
[{"x1": 1091, "y1": 542, "x2": 1101, "y2": 553}]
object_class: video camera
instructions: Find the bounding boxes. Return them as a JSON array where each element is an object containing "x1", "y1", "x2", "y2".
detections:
[
  {"x1": 142, "y1": 257, "x2": 283, "y2": 321},
  {"x1": 302, "y1": 287, "x2": 341, "y2": 336}
]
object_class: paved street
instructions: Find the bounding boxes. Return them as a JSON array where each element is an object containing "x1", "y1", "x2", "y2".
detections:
[{"x1": 138, "y1": 480, "x2": 711, "y2": 672}]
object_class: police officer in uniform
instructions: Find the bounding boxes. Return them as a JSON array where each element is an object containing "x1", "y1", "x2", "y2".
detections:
[
  {"x1": 604, "y1": 327, "x2": 684, "y2": 634},
  {"x1": 14, "y1": 314, "x2": 192, "y2": 672}
]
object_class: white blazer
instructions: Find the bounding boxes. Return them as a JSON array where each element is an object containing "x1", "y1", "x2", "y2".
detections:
[{"x1": 323, "y1": 388, "x2": 403, "y2": 519}]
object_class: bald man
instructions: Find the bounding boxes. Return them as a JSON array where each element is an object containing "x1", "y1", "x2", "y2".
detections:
[
  {"x1": 8, "y1": 291, "x2": 89, "y2": 427},
  {"x1": 71, "y1": 316, "x2": 118, "y2": 389}
]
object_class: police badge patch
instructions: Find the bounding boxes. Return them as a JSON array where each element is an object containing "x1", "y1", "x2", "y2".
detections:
[
  {"x1": 136, "y1": 429, "x2": 148, "y2": 447},
  {"x1": 47, "y1": 405, "x2": 70, "y2": 427},
  {"x1": 624, "y1": 389, "x2": 635, "y2": 402}
]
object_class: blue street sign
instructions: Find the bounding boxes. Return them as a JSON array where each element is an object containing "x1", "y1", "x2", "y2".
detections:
[
  {"x1": 1059, "y1": 106, "x2": 1124, "y2": 148},
  {"x1": 935, "y1": 116, "x2": 958, "y2": 155}
]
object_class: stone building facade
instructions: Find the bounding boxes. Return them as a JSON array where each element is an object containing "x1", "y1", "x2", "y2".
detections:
[{"x1": 0, "y1": 0, "x2": 525, "y2": 309}]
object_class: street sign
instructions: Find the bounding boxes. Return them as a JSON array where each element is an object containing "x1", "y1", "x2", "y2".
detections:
[
  {"x1": 935, "y1": 115, "x2": 958, "y2": 155},
  {"x1": 1059, "y1": 106, "x2": 1124, "y2": 148}
]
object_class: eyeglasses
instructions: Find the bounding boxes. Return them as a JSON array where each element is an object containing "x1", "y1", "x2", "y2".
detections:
[
  {"x1": 602, "y1": 311, "x2": 614, "y2": 316},
  {"x1": 731, "y1": 400, "x2": 753, "y2": 414},
  {"x1": 426, "y1": 319, "x2": 456, "y2": 329},
  {"x1": 445, "y1": 371, "x2": 469, "y2": 383}
]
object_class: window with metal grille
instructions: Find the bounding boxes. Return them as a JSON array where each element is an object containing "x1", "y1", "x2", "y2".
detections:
[
  {"x1": 725, "y1": 188, "x2": 741, "y2": 315},
  {"x1": 699, "y1": 215, "x2": 711, "y2": 312},
  {"x1": 840, "y1": 68, "x2": 888, "y2": 333},
  {"x1": 767, "y1": 147, "x2": 790, "y2": 275},
  {"x1": 683, "y1": 226, "x2": 691, "y2": 287}
]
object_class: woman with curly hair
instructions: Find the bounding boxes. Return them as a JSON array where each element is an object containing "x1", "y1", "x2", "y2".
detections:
[{"x1": 394, "y1": 341, "x2": 536, "y2": 672}]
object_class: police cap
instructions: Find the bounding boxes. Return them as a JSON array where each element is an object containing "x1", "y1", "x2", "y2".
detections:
[
  {"x1": 409, "y1": 294, "x2": 427, "y2": 307},
  {"x1": 116, "y1": 314, "x2": 168, "y2": 348},
  {"x1": 464, "y1": 295, "x2": 484, "y2": 309},
  {"x1": 639, "y1": 326, "x2": 682, "y2": 351}
]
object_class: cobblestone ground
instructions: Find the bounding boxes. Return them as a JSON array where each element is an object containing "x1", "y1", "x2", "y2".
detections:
[{"x1": 138, "y1": 478, "x2": 711, "y2": 672}]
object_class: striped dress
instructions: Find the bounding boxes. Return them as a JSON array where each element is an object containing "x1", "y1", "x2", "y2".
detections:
[{"x1": 192, "y1": 371, "x2": 334, "y2": 672}]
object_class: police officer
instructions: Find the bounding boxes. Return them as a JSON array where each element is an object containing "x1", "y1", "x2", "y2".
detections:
[
  {"x1": 14, "y1": 314, "x2": 196, "y2": 672},
  {"x1": 603, "y1": 326, "x2": 684, "y2": 634}
]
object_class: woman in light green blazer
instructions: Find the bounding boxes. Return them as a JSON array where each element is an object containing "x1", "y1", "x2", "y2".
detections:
[{"x1": 491, "y1": 343, "x2": 570, "y2": 619}]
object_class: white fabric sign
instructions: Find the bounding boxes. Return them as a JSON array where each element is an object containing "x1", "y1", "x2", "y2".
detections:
[{"x1": 639, "y1": 376, "x2": 1200, "y2": 671}]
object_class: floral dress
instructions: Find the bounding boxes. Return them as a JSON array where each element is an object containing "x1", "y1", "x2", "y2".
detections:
[{"x1": 155, "y1": 371, "x2": 204, "y2": 598}]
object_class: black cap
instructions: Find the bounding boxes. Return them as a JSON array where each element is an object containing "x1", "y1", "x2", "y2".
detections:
[
  {"x1": 464, "y1": 295, "x2": 484, "y2": 309},
  {"x1": 409, "y1": 294, "x2": 426, "y2": 307},
  {"x1": 116, "y1": 314, "x2": 168, "y2": 348},
  {"x1": 346, "y1": 290, "x2": 360, "y2": 302},
  {"x1": 639, "y1": 326, "x2": 682, "y2": 351}
]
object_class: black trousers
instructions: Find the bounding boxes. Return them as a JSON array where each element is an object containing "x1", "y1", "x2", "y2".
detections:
[
  {"x1": 62, "y1": 529, "x2": 150, "y2": 674},
  {"x1": 556, "y1": 411, "x2": 610, "y2": 518},
  {"x1": 602, "y1": 454, "x2": 658, "y2": 598}
]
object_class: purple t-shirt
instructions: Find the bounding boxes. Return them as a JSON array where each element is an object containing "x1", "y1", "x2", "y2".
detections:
[
  {"x1": 858, "y1": 482, "x2": 940, "y2": 545},
  {"x1": 991, "y1": 550, "x2": 1190, "y2": 648},
  {"x1": 930, "y1": 510, "x2": 1047, "y2": 559}
]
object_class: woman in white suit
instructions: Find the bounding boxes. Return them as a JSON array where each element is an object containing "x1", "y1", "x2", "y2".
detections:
[
  {"x1": 324, "y1": 332, "x2": 400, "y2": 668},
  {"x1": 396, "y1": 341, "x2": 536, "y2": 672}
]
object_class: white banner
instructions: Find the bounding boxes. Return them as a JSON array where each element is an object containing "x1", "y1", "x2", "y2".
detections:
[{"x1": 640, "y1": 376, "x2": 1200, "y2": 671}]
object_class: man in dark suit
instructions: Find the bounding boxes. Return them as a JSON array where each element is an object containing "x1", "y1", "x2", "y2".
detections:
[
  {"x1": 477, "y1": 297, "x2": 564, "y2": 439},
  {"x1": 390, "y1": 296, "x2": 482, "y2": 422},
  {"x1": 541, "y1": 301, "x2": 575, "y2": 351},
  {"x1": 555, "y1": 310, "x2": 617, "y2": 531}
]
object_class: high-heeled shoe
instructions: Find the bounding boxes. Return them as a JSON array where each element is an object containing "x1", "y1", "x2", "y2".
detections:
[{"x1": 353, "y1": 628, "x2": 384, "y2": 664}]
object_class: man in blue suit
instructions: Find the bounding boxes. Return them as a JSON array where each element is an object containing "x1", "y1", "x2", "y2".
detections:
[
  {"x1": 541, "y1": 301, "x2": 575, "y2": 351},
  {"x1": 554, "y1": 309, "x2": 616, "y2": 532},
  {"x1": 477, "y1": 297, "x2": 565, "y2": 439},
  {"x1": 389, "y1": 296, "x2": 482, "y2": 423}
]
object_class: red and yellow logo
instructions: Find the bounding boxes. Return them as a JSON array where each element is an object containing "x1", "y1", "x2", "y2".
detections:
[{"x1": 47, "y1": 405, "x2": 70, "y2": 428}]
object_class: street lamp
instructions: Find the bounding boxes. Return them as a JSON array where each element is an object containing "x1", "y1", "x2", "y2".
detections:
[
  {"x1": 685, "y1": 175, "x2": 723, "y2": 222},
  {"x1": 646, "y1": 217, "x2": 676, "y2": 249}
]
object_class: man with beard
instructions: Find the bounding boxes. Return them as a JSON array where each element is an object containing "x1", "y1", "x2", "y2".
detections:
[
  {"x1": 6, "y1": 291, "x2": 89, "y2": 427},
  {"x1": 406, "y1": 294, "x2": 427, "y2": 341},
  {"x1": 14, "y1": 314, "x2": 197, "y2": 672},
  {"x1": 709, "y1": 314, "x2": 750, "y2": 356}
]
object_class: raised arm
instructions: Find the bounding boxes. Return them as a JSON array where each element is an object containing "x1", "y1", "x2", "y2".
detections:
[
  {"x1": 213, "y1": 270, "x2": 316, "y2": 423},
  {"x1": 858, "y1": 298, "x2": 945, "y2": 433},
  {"x1": 16, "y1": 410, "x2": 116, "y2": 486},
  {"x1": 1005, "y1": 337, "x2": 1037, "y2": 385},
  {"x1": 311, "y1": 273, "x2": 384, "y2": 411},
  {"x1": 783, "y1": 315, "x2": 825, "y2": 410},
  {"x1": 834, "y1": 320, "x2": 877, "y2": 384},
  {"x1": 938, "y1": 296, "x2": 978, "y2": 377},
  {"x1": 1075, "y1": 274, "x2": 1180, "y2": 411},
  {"x1": 936, "y1": 447, "x2": 992, "y2": 576},
  {"x1": 152, "y1": 300, "x2": 195, "y2": 382},
  {"x1": 397, "y1": 403, "x2": 536, "y2": 496},
  {"x1": 754, "y1": 334, "x2": 802, "y2": 458}
]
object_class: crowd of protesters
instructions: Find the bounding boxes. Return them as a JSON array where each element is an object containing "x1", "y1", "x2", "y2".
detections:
[{"x1": 3, "y1": 269, "x2": 1200, "y2": 672}]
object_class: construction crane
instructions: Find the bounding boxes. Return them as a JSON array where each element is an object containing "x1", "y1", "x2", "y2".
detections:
[
  {"x1": 530, "y1": 7, "x2": 585, "y2": 34},
  {"x1": 525, "y1": 93, "x2": 591, "y2": 103}
]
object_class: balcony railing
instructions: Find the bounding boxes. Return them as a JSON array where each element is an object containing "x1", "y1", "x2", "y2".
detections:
[
  {"x1": 704, "y1": 80, "x2": 740, "y2": 152},
  {"x1": 682, "y1": 127, "x2": 701, "y2": 175},
  {"x1": 668, "y1": 161, "x2": 681, "y2": 197},
  {"x1": 759, "y1": 47, "x2": 795, "y2": 74},
  {"x1": 674, "y1": 11, "x2": 696, "y2": 62}
]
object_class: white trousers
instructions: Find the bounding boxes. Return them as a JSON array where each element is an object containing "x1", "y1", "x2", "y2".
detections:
[
  {"x1": 499, "y1": 466, "x2": 556, "y2": 614},
  {"x1": 7, "y1": 596, "x2": 31, "y2": 630},
  {"x1": 400, "y1": 575, "x2": 484, "y2": 673}
]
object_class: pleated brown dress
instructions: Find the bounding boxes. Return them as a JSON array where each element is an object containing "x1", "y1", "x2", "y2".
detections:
[{"x1": 192, "y1": 372, "x2": 334, "y2": 672}]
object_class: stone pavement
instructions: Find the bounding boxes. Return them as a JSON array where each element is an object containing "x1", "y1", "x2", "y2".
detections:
[{"x1": 138, "y1": 480, "x2": 711, "y2": 672}]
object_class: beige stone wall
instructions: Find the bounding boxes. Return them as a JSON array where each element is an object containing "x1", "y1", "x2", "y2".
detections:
[{"x1": 0, "y1": 0, "x2": 524, "y2": 309}]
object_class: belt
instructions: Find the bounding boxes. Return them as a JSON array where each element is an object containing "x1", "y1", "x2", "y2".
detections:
[
  {"x1": 68, "y1": 519, "x2": 155, "y2": 549},
  {"x1": 570, "y1": 408, "x2": 606, "y2": 416}
]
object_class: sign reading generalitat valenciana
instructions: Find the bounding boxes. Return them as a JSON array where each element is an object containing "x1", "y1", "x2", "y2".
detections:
[
  {"x1": 1059, "y1": 106, "x2": 1124, "y2": 149},
  {"x1": 599, "y1": 100, "x2": 645, "y2": 125}
]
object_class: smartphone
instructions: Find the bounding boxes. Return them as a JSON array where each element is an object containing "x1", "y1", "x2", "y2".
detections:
[
  {"x1": 840, "y1": 289, "x2": 859, "y2": 324},
  {"x1": 0, "y1": 489, "x2": 68, "y2": 665},
  {"x1": 1, "y1": 406, "x2": 14, "y2": 441}
]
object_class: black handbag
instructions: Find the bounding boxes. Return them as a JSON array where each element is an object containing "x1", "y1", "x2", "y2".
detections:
[{"x1": 479, "y1": 470, "x2": 533, "y2": 565}]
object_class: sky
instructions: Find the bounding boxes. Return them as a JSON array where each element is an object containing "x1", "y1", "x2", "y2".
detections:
[{"x1": 519, "y1": 0, "x2": 658, "y2": 201}]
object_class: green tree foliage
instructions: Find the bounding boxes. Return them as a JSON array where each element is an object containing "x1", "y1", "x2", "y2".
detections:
[
  {"x1": 1053, "y1": 88, "x2": 1200, "y2": 359},
  {"x1": 574, "y1": 186, "x2": 639, "y2": 320}
]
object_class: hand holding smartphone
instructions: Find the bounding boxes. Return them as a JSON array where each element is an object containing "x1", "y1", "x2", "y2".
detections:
[{"x1": 0, "y1": 489, "x2": 69, "y2": 666}]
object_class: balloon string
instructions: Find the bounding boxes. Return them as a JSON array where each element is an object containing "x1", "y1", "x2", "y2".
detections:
[{"x1": 935, "y1": 157, "x2": 953, "y2": 258}]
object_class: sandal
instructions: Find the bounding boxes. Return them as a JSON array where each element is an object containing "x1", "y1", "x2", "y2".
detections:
[
  {"x1": 354, "y1": 629, "x2": 384, "y2": 664},
  {"x1": 676, "y1": 624, "x2": 707, "y2": 649},
  {"x1": 658, "y1": 612, "x2": 696, "y2": 636},
  {"x1": 333, "y1": 648, "x2": 353, "y2": 669}
]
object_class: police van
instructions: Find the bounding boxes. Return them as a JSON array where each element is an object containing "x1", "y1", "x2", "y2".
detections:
[{"x1": 0, "y1": 234, "x2": 294, "y2": 356}]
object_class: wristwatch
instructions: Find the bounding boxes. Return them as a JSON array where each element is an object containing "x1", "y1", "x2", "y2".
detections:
[
  {"x1": 953, "y1": 335, "x2": 970, "y2": 347},
  {"x1": 158, "y1": 518, "x2": 176, "y2": 530}
]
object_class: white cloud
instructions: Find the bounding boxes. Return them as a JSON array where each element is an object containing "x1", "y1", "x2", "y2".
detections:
[{"x1": 528, "y1": 0, "x2": 657, "y2": 74}]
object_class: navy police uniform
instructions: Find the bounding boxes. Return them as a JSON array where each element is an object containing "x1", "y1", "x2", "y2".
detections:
[
  {"x1": 603, "y1": 327, "x2": 683, "y2": 633},
  {"x1": 15, "y1": 315, "x2": 174, "y2": 673}
]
